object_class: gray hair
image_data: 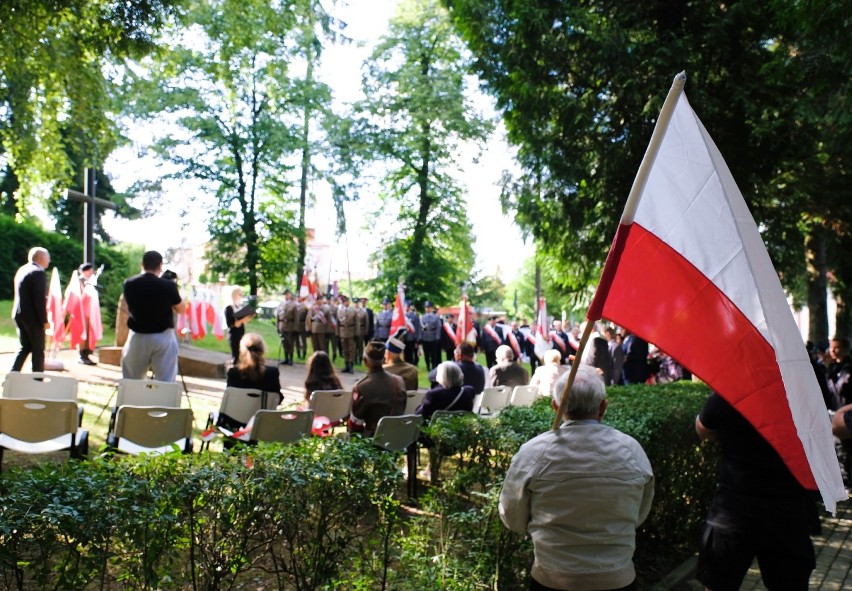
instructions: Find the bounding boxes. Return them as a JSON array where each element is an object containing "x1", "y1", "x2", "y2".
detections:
[
  {"x1": 496, "y1": 344, "x2": 514, "y2": 362},
  {"x1": 552, "y1": 365, "x2": 606, "y2": 419},
  {"x1": 28, "y1": 247, "x2": 48, "y2": 264},
  {"x1": 436, "y1": 361, "x2": 464, "y2": 389},
  {"x1": 544, "y1": 349, "x2": 562, "y2": 365}
]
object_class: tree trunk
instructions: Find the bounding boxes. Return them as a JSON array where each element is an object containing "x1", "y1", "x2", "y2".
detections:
[
  {"x1": 296, "y1": 25, "x2": 316, "y2": 294},
  {"x1": 805, "y1": 229, "x2": 828, "y2": 343},
  {"x1": 835, "y1": 291, "x2": 851, "y2": 340}
]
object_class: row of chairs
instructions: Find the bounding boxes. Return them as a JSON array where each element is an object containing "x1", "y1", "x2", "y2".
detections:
[{"x1": 475, "y1": 384, "x2": 539, "y2": 415}]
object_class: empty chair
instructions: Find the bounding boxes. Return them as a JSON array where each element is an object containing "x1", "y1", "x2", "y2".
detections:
[
  {"x1": 510, "y1": 385, "x2": 539, "y2": 408},
  {"x1": 373, "y1": 414, "x2": 424, "y2": 452},
  {"x1": 116, "y1": 379, "x2": 182, "y2": 407},
  {"x1": 2, "y1": 372, "x2": 78, "y2": 400},
  {"x1": 373, "y1": 414, "x2": 424, "y2": 499},
  {"x1": 308, "y1": 389, "x2": 352, "y2": 426},
  {"x1": 248, "y1": 409, "x2": 314, "y2": 444},
  {"x1": 108, "y1": 406, "x2": 194, "y2": 455},
  {"x1": 404, "y1": 390, "x2": 426, "y2": 415},
  {"x1": 476, "y1": 386, "x2": 511, "y2": 416},
  {"x1": 109, "y1": 379, "x2": 183, "y2": 434},
  {"x1": 0, "y1": 399, "x2": 88, "y2": 470}
]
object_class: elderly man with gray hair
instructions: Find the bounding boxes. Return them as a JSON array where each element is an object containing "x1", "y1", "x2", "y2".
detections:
[
  {"x1": 499, "y1": 366, "x2": 654, "y2": 591},
  {"x1": 489, "y1": 344, "x2": 530, "y2": 388}
]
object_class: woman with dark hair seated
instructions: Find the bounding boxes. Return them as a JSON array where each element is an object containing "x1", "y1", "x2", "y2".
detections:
[
  {"x1": 226, "y1": 332, "x2": 283, "y2": 404},
  {"x1": 303, "y1": 350, "x2": 344, "y2": 408},
  {"x1": 416, "y1": 360, "x2": 475, "y2": 422}
]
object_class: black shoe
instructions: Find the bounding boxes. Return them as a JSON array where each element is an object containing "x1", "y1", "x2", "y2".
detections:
[{"x1": 79, "y1": 357, "x2": 96, "y2": 366}]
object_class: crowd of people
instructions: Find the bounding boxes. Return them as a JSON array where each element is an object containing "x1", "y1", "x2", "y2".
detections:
[{"x1": 11, "y1": 247, "x2": 852, "y2": 591}]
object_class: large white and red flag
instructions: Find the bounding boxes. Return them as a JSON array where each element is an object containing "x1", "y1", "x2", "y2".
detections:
[
  {"x1": 390, "y1": 284, "x2": 414, "y2": 335},
  {"x1": 299, "y1": 272, "x2": 310, "y2": 298},
  {"x1": 455, "y1": 296, "x2": 477, "y2": 346},
  {"x1": 533, "y1": 297, "x2": 551, "y2": 360},
  {"x1": 586, "y1": 73, "x2": 845, "y2": 512}
]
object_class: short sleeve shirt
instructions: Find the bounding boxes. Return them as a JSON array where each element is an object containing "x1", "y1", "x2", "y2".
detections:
[{"x1": 123, "y1": 272, "x2": 182, "y2": 333}]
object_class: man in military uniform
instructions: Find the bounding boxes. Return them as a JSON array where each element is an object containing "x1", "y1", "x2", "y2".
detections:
[
  {"x1": 276, "y1": 289, "x2": 298, "y2": 365},
  {"x1": 308, "y1": 294, "x2": 330, "y2": 354},
  {"x1": 327, "y1": 294, "x2": 340, "y2": 361},
  {"x1": 374, "y1": 297, "x2": 393, "y2": 341},
  {"x1": 337, "y1": 295, "x2": 359, "y2": 373},
  {"x1": 360, "y1": 297, "x2": 374, "y2": 349},
  {"x1": 295, "y1": 295, "x2": 309, "y2": 359},
  {"x1": 404, "y1": 302, "x2": 422, "y2": 367},
  {"x1": 383, "y1": 329, "x2": 419, "y2": 390},
  {"x1": 349, "y1": 340, "x2": 407, "y2": 436},
  {"x1": 420, "y1": 301, "x2": 442, "y2": 371}
]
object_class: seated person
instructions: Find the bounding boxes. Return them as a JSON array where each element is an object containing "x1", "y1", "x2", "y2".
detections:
[
  {"x1": 529, "y1": 349, "x2": 568, "y2": 398},
  {"x1": 303, "y1": 350, "x2": 343, "y2": 408},
  {"x1": 383, "y1": 329, "x2": 419, "y2": 391},
  {"x1": 426, "y1": 342, "x2": 487, "y2": 394},
  {"x1": 222, "y1": 333, "x2": 282, "y2": 433},
  {"x1": 488, "y1": 345, "x2": 530, "y2": 388},
  {"x1": 416, "y1": 361, "x2": 475, "y2": 422},
  {"x1": 349, "y1": 340, "x2": 407, "y2": 436}
]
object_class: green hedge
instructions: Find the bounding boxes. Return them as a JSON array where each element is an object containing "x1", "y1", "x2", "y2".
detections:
[
  {"x1": 0, "y1": 214, "x2": 132, "y2": 331},
  {"x1": 0, "y1": 383, "x2": 718, "y2": 590}
]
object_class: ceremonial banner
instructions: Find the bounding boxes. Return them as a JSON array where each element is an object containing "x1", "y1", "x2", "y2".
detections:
[{"x1": 586, "y1": 73, "x2": 845, "y2": 512}]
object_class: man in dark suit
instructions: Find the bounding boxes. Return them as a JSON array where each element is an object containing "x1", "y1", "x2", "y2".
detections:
[
  {"x1": 489, "y1": 345, "x2": 530, "y2": 388},
  {"x1": 11, "y1": 247, "x2": 51, "y2": 372}
]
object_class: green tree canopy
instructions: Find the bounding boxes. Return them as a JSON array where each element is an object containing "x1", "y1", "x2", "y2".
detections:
[{"x1": 343, "y1": 0, "x2": 493, "y2": 306}]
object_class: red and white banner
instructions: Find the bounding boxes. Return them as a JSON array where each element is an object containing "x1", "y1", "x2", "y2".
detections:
[
  {"x1": 533, "y1": 297, "x2": 551, "y2": 360},
  {"x1": 299, "y1": 273, "x2": 310, "y2": 298},
  {"x1": 506, "y1": 330, "x2": 522, "y2": 360},
  {"x1": 455, "y1": 296, "x2": 477, "y2": 346},
  {"x1": 47, "y1": 268, "x2": 65, "y2": 348},
  {"x1": 483, "y1": 323, "x2": 502, "y2": 345},
  {"x1": 390, "y1": 284, "x2": 413, "y2": 335},
  {"x1": 443, "y1": 321, "x2": 457, "y2": 343},
  {"x1": 586, "y1": 73, "x2": 845, "y2": 512}
]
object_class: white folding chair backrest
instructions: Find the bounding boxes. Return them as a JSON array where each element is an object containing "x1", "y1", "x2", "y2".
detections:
[
  {"x1": 308, "y1": 390, "x2": 352, "y2": 423},
  {"x1": 218, "y1": 387, "x2": 278, "y2": 427},
  {"x1": 510, "y1": 385, "x2": 539, "y2": 408},
  {"x1": 0, "y1": 398, "x2": 80, "y2": 453},
  {"x1": 251, "y1": 410, "x2": 314, "y2": 444},
  {"x1": 2, "y1": 373, "x2": 78, "y2": 401},
  {"x1": 117, "y1": 379, "x2": 182, "y2": 408},
  {"x1": 373, "y1": 414, "x2": 423, "y2": 452},
  {"x1": 477, "y1": 386, "x2": 511, "y2": 415},
  {"x1": 113, "y1": 406, "x2": 193, "y2": 455},
  {"x1": 404, "y1": 390, "x2": 426, "y2": 415}
]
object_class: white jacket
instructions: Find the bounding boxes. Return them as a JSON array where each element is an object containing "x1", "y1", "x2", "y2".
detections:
[{"x1": 499, "y1": 421, "x2": 654, "y2": 591}]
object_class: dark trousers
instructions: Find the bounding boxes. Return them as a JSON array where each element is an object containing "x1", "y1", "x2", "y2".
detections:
[
  {"x1": 12, "y1": 318, "x2": 45, "y2": 372},
  {"x1": 422, "y1": 340, "x2": 440, "y2": 370},
  {"x1": 404, "y1": 341, "x2": 419, "y2": 366}
]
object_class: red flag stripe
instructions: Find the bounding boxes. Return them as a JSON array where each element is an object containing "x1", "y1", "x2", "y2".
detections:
[{"x1": 595, "y1": 222, "x2": 815, "y2": 489}]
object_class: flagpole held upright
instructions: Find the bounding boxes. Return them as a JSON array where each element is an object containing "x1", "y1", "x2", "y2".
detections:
[{"x1": 620, "y1": 72, "x2": 686, "y2": 225}]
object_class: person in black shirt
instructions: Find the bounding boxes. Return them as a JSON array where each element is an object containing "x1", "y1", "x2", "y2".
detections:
[
  {"x1": 11, "y1": 247, "x2": 50, "y2": 372},
  {"x1": 121, "y1": 251, "x2": 186, "y2": 382},
  {"x1": 695, "y1": 392, "x2": 817, "y2": 590},
  {"x1": 226, "y1": 333, "x2": 282, "y2": 402}
]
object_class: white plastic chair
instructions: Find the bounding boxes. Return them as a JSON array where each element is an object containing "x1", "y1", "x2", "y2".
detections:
[
  {"x1": 109, "y1": 406, "x2": 193, "y2": 455},
  {"x1": 0, "y1": 399, "x2": 88, "y2": 470},
  {"x1": 2, "y1": 372, "x2": 78, "y2": 401},
  {"x1": 476, "y1": 385, "x2": 511, "y2": 415},
  {"x1": 116, "y1": 379, "x2": 182, "y2": 408},
  {"x1": 404, "y1": 390, "x2": 426, "y2": 415},
  {"x1": 247, "y1": 409, "x2": 314, "y2": 444},
  {"x1": 203, "y1": 387, "x2": 280, "y2": 450},
  {"x1": 373, "y1": 414, "x2": 424, "y2": 498},
  {"x1": 308, "y1": 390, "x2": 352, "y2": 426},
  {"x1": 510, "y1": 385, "x2": 539, "y2": 408}
]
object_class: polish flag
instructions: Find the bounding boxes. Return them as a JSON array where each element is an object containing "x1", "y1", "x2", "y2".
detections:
[
  {"x1": 299, "y1": 273, "x2": 310, "y2": 298},
  {"x1": 586, "y1": 73, "x2": 845, "y2": 512},
  {"x1": 47, "y1": 268, "x2": 65, "y2": 347},
  {"x1": 533, "y1": 297, "x2": 551, "y2": 361},
  {"x1": 63, "y1": 270, "x2": 86, "y2": 349},
  {"x1": 455, "y1": 296, "x2": 477, "y2": 346},
  {"x1": 390, "y1": 284, "x2": 414, "y2": 335}
]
